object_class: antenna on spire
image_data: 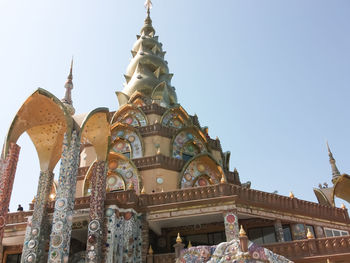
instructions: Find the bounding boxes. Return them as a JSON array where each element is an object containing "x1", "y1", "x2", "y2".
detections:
[
  {"x1": 144, "y1": 0, "x2": 153, "y2": 16},
  {"x1": 68, "y1": 56, "x2": 73, "y2": 80}
]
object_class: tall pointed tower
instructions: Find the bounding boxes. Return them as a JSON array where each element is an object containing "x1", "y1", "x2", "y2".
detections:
[{"x1": 116, "y1": 2, "x2": 177, "y2": 108}]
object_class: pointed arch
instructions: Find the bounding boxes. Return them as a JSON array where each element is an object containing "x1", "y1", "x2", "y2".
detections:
[
  {"x1": 4, "y1": 88, "x2": 73, "y2": 171},
  {"x1": 160, "y1": 106, "x2": 192, "y2": 129},
  {"x1": 179, "y1": 153, "x2": 225, "y2": 189},
  {"x1": 83, "y1": 152, "x2": 141, "y2": 196},
  {"x1": 110, "y1": 104, "x2": 148, "y2": 127},
  {"x1": 128, "y1": 91, "x2": 152, "y2": 107},
  {"x1": 171, "y1": 127, "x2": 208, "y2": 161},
  {"x1": 110, "y1": 123, "x2": 144, "y2": 158}
]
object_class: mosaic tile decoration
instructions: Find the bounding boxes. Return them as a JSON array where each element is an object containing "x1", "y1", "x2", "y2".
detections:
[
  {"x1": 224, "y1": 211, "x2": 239, "y2": 241},
  {"x1": 21, "y1": 170, "x2": 55, "y2": 263},
  {"x1": 86, "y1": 161, "x2": 107, "y2": 263},
  {"x1": 84, "y1": 155, "x2": 141, "y2": 195},
  {"x1": 111, "y1": 126, "x2": 143, "y2": 158},
  {"x1": 113, "y1": 106, "x2": 147, "y2": 127},
  {"x1": 172, "y1": 130, "x2": 207, "y2": 160},
  {"x1": 105, "y1": 207, "x2": 142, "y2": 263},
  {"x1": 161, "y1": 107, "x2": 191, "y2": 129},
  {"x1": 0, "y1": 143, "x2": 20, "y2": 258},
  {"x1": 48, "y1": 131, "x2": 80, "y2": 263},
  {"x1": 178, "y1": 238, "x2": 293, "y2": 263},
  {"x1": 180, "y1": 156, "x2": 222, "y2": 189}
]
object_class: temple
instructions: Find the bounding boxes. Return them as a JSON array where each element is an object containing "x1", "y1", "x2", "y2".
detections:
[{"x1": 0, "y1": 2, "x2": 350, "y2": 263}]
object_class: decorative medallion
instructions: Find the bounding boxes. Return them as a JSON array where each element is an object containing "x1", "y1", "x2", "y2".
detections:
[
  {"x1": 31, "y1": 228, "x2": 39, "y2": 236},
  {"x1": 54, "y1": 221, "x2": 64, "y2": 231},
  {"x1": 108, "y1": 160, "x2": 118, "y2": 170},
  {"x1": 125, "y1": 171, "x2": 133, "y2": 179},
  {"x1": 198, "y1": 178, "x2": 208, "y2": 186},
  {"x1": 105, "y1": 208, "x2": 114, "y2": 217},
  {"x1": 107, "y1": 176, "x2": 117, "y2": 186},
  {"x1": 187, "y1": 133, "x2": 194, "y2": 140},
  {"x1": 116, "y1": 142, "x2": 125, "y2": 150},
  {"x1": 226, "y1": 214, "x2": 236, "y2": 224},
  {"x1": 50, "y1": 250, "x2": 58, "y2": 259},
  {"x1": 156, "y1": 177, "x2": 164, "y2": 184},
  {"x1": 88, "y1": 220, "x2": 100, "y2": 232},
  {"x1": 52, "y1": 234, "x2": 63, "y2": 248},
  {"x1": 125, "y1": 117, "x2": 133, "y2": 124},
  {"x1": 117, "y1": 130, "x2": 124, "y2": 137},
  {"x1": 26, "y1": 253, "x2": 36, "y2": 262},
  {"x1": 55, "y1": 198, "x2": 67, "y2": 210},
  {"x1": 28, "y1": 239, "x2": 37, "y2": 249},
  {"x1": 128, "y1": 135, "x2": 135, "y2": 142},
  {"x1": 173, "y1": 119, "x2": 181, "y2": 127},
  {"x1": 197, "y1": 164, "x2": 205, "y2": 172}
]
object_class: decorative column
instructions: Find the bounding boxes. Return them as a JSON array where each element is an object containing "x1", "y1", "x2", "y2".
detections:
[
  {"x1": 47, "y1": 131, "x2": 80, "y2": 263},
  {"x1": 0, "y1": 143, "x2": 20, "y2": 263},
  {"x1": 21, "y1": 170, "x2": 55, "y2": 263},
  {"x1": 274, "y1": 220, "x2": 285, "y2": 242},
  {"x1": 141, "y1": 214, "x2": 149, "y2": 263},
  {"x1": 223, "y1": 210, "x2": 239, "y2": 241},
  {"x1": 86, "y1": 161, "x2": 107, "y2": 263}
]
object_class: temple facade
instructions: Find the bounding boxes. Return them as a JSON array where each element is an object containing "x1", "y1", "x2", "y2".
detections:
[{"x1": 1, "y1": 2, "x2": 350, "y2": 263}]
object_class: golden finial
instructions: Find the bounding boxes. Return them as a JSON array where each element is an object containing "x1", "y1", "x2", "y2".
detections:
[
  {"x1": 220, "y1": 175, "x2": 227, "y2": 184},
  {"x1": 239, "y1": 225, "x2": 246, "y2": 237},
  {"x1": 128, "y1": 181, "x2": 135, "y2": 190},
  {"x1": 306, "y1": 228, "x2": 314, "y2": 239},
  {"x1": 341, "y1": 203, "x2": 346, "y2": 209},
  {"x1": 157, "y1": 147, "x2": 161, "y2": 155},
  {"x1": 49, "y1": 193, "x2": 56, "y2": 201},
  {"x1": 161, "y1": 188, "x2": 164, "y2": 192},
  {"x1": 141, "y1": 186, "x2": 146, "y2": 194},
  {"x1": 148, "y1": 245, "x2": 153, "y2": 255},
  {"x1": 32, "y1": 196, "x2": 36, "y2": 203},
  {"x1": 176, "y1": 232, "x2": 182, "y2": 243},
  {"x1": 144, "y1": 0, "x2": 153, "y2": 15},
  {"x1": 289, "y1": 191, "x2": 295, "y2": 198},
  {"x1": 187, "y1": 240, "x2": 192, "y2": 248}
]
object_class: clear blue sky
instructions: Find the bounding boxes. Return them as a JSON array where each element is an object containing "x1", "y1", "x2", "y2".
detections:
[{"x1": 0, "y1": 0, "x2": 349, "y2": 211}]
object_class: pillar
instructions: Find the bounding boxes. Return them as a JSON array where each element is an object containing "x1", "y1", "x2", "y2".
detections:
[
  {"x1": 47, "y1": 131, "x2": 80, "y2": 263},
  {"x1": 85, "y1": 161, "x2": 106, "y2": 263},
  {"x1": 274, "y1": 220, "x2": 285, "y2": 242},
  {"x1": 21, "y1": 170, "x2": 55, "y2": 263},
  {"x1": 223, "y1": 210, "x2": 239, "y2": 241},
  {"x1": 141, "y1": 215, "x2": 149, "y2": 263},
  {"x1": 0, "y1": 143, "x2": 20, "y2": 263}
]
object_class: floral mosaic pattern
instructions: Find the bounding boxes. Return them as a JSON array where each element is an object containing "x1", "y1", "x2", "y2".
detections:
[
  {"x1": 180, "y1": 156, "x2": 222, "y2": 189},
  {"x1": 172, "y1": 130, "x2": 207, "y2": 160},
  {"x1": 112, "y1": 106, "x2": 147, "y2": 127},
  {"x1": 48, "y1": 131, "x2": 80, "y2": 263},
  {"x1": 224, "y1": 211, "x2": 239, "y2": 241},
  {"x1": 161, "y1": 107, "x2": 191, "y2": 129},
  {"x1": 105, "y1": 208, "x2": 142, "y2": 263},
  {"x1": 111, "y1": 126, "x2": 143, "y2": 158},
  {"x1": 178, "y1": 238, "x2": 293, "y2": 263},
  {"x1": 21, "y1": 170, "x2": 55, "y2": 263},
  {"x1": 86, "y1": 161, "x2": 107, "y2": 263}
]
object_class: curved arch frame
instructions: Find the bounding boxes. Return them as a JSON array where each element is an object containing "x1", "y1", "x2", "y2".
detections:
[
  {"x1": 110, "y1": 104, "x2": 148, "y2": 127},
  {"x1": 160, "y1": 106, "x2": 192, "y2": 129},
  {"x1": 178, "y1": 152, "x2": 226, "y2": 189}
]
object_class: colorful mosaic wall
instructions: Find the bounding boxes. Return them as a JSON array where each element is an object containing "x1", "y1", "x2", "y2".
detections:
[
  {"x1": 224, "y1": 211, "x2": 239, "y2": 241},
  {"x1": 172, "y1": 130, "x2": 207, "y2": 160},
  {"x1": 181, "y1": 156, "x2": 222, "y2": 188},
  {"x1": 105, "y1": 207, "x2": 142, "y2": 263},
  {"x1": 274, "y1": 220, "x2": 285, "y2": 242},
  {"x1": 113, "y1": 107, "x2": 147, "y2": 127},
  {"x1": 0, "y1": 143, "x2": 20, "y2": 263},
  {"x1": 21, "y1": 170, "x2": 55, "y2": 263},
  {"x1": 48, "y1": 131, "x2": 80, "y2": 263},
  {"x1": 111, "y1": 126, "x2": 143, "y2": 158},
  {"x1": 84, "y1": 155, "x2": 140, "y2": 195},
  {"x1": 161, "y1": 107, "x2": 191, "y2": 129},
  {"x1": 178, "y1": 239, "x2": 292, "y2": 263}
]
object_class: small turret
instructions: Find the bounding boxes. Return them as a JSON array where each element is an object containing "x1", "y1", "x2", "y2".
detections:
[
  {"x1": 326, "y1": 141, "x2": 341, "y2": 184},
  {"x1": 62, "y1": 58, "x2": 75, "y2": 115}
]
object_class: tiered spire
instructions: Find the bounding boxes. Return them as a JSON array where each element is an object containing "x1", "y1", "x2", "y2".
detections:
[
  {"x1": 116, "y1": 0, "x2": 177, "y2": 108},
  {"x1": 326, "y1": 141, "x2": 341, "y2": 184},
  {"x1": 62, "y1": 58, "x2": 75, "y2": 115}
]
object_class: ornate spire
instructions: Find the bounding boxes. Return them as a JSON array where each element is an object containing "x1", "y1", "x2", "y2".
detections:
[
  {"x1": 62, "y1": 58, "x2": 75, "y2": 115},
  {"x1": 326, "y1": 141, "x2": 341, "y2": 184},
  {"x1": 116, "y1": 0, "x2": 177, "y2": 108}
]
